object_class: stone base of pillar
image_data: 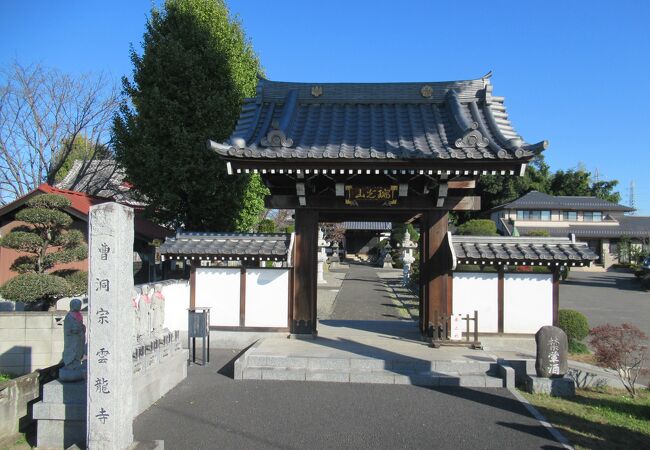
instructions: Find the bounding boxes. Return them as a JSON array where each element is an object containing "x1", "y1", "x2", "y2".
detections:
[
  {"x1": 524, "y1": 374, "x2": 575, "y2": 397},
  {"x1": 33, "y1": 380, "x2": 86, "y2": 449}
]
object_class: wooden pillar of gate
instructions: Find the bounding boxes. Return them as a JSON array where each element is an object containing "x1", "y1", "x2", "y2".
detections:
[
  {"x1": 292, "y1": 209, "x2": 318, "y2": 335},
  {"x1": 420, "y1": 210, "x2": 451, "y2": 333}
]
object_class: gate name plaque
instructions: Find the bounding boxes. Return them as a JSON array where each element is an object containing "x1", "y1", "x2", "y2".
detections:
[{"x1": 345, "y1": 185, "x2": 398, "y2": 206}]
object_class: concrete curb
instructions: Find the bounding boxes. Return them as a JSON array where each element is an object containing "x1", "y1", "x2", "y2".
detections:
[{"x1": 508, "y1": 387, "x2": 573, "y2": 449}]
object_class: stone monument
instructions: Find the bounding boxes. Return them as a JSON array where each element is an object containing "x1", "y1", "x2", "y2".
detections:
[
  {"x1": 535, "y1": 326, "x2": 569, "y2": 377},
  {"x1": 525, "y1": 326, "x2": 575, "y2": 397},
  {"x1": 60, "y1": 298, "x2": 87, "y2": 382},
  {"x1": 87, "y1": 202, "x2": 135, "y2": 449}
]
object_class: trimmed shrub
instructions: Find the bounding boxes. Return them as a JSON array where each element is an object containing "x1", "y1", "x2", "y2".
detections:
[
  {"x1": 0, "y1": 273, "x2": 71, "y2": 303},
  {"x1": 526, "y1": 229, "x2": 551, "y2": 237},
  {"x1": 456, "y1": 219, "x2": 497, "y2": 236},
  {"x1": 569, "y1": 340, "x2": 588, "y2": 354},
  {"x1": 53, "y1": 270, "x2": 88, "y2": 296},
  {"x1": 257, "y1": 219, "x2": 276, "y2": 233},
  {"x1": 559, "y1": 309, "x2": 590, "y2": 352}
]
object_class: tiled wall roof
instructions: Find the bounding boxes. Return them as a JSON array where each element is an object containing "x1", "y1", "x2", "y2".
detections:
[
  {"x1": 159, "y1": 232, "x2": 292, "y2": 261},
  {"x1": 451, "y1": 235, "x2": 598, "y2": 266}
]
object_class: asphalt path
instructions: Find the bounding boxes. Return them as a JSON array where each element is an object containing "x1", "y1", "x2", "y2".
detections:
[
  {"x1": 329, "y1": 262, "x2": 406, "y2": 321},
  {"x1": 133, "y1": 350, "x2": 563, "y2": 450},
  {"x1": 561, "y1": 270, "x2": 650, "y2": 336}
]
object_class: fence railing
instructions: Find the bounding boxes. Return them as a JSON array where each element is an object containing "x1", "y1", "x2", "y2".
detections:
[{"x1": 428, "y1": 310, "x2": 482, "y2": 349}]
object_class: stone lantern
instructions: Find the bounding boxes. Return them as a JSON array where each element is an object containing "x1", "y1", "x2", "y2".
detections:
[
  {"x1": 317, "y1": 228, "x2": 329, "y2": 284},
  {"x1": 401, "y1": 230, "x2": 417, "y2": 285},
  {"x1": 329, "y1": 241, "x2": 341, "y2": 269},
  {"x1": 381, "y1": 241, "x2": 394, "y2": 268}
]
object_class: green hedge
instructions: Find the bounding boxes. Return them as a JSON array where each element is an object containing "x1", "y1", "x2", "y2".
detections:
[
  {"x1": 456, "y1": 220, "x2": 497, "y2": 236},
  {"x1": 559, "y1": 309, "x2": 590, "y2": 353}
]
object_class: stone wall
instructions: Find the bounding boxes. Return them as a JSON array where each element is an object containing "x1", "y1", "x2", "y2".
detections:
[
  {"x1": 0, "y1": 312, "x2": 87, "y2": 376},
  {"x1": 0, "y1": 363, "x2": 60, "y2": 439}
]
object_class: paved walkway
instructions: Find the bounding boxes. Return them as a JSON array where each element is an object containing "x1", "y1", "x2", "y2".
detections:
[
  {"x1": 561, "y1": 270, "x2": 650, "y2": 336},
  {"x1": 133, "y1": 350, "x2": 564, "y2": 450},
  {"x1": 328, "y1": 262, "x2": 407, "y2": 321}
]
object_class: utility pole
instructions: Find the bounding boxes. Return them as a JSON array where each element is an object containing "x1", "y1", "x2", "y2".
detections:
[{"x1": 629, "y1": 180, "x2": 636, "y2": 214}]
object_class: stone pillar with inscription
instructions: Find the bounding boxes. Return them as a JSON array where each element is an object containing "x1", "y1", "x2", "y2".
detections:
[{"x1": 87, "y1": 203, "x2": 134, "y2": 450}]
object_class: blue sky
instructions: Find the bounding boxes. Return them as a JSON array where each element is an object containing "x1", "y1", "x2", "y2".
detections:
[{"x1": 2, "y1": 0, "x2": 649, "y2": 213}]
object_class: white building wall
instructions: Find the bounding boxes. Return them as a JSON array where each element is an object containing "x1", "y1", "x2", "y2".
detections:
[
  {"x1": 452, "y1": 273, "x2": 499, "y2": 333},
  {"x1": 195, "y1": 268, "x2": 241, "y2": 327},
  {"x1": 503, "y1": 273, "x2": 553, "y2": 333},
  {"x1": 244, "y1": 269, "x2": 289, "y2": 328}
]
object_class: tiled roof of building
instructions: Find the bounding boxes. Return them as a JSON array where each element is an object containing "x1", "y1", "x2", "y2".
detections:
[
  {"x1": 491, "y1": 191, "x2": 634, "y2": 212},
  {"x1": 0, "y1": 184, "x2": 171, "y2": 241},
  {"x1": 209, "y1": 75, "x2": 547, "y2": 165},
  {"x1": 159, "y1": 232, "x2": 293, "y2": 262},
  {"x1": 451, "y1": 235, "x2": 598, "y2": 266},
  {"x1": 56, "y1": 159, "x2": 143, "y2": 205},
  {"x1": 514, "y1": 216, "x2": 650, "y2": 239},
  {"x1": 342, "y1": 221, "x2": 392, "y2": 231}
]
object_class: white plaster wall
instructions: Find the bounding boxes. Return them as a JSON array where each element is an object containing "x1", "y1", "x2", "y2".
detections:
[
  {"x1": 161, "y1": 281, "x2": 190, "y2": 331},
  {"x1": 503, "y1": 273, "x2": 552, "y2": 333},
  {"x1": 195, "y1": 268, "x2": 241, "y2": 327},
  {"x1": 452, "y1": 273, "x2": 499, "y2": 333},
  {"x1": 244, "y1": 269, "x2": 289, "y2": 328}
]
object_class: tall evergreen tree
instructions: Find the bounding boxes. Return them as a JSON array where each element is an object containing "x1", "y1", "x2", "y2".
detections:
[{"x1": 113, "y1": 0, "x2": 266, "y2": 231}]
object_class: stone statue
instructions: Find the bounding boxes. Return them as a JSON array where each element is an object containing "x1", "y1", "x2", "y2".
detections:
[
  {"x1": 59, "y1": 298, "x2": 86, "y2": 382},
  {"x1": 132, "y1": 287, "x2": 141, "y2": 343},
  {"x1": 152, "y1": 283, "x2": 166, "y2": 334},
  {"x1": 138, "y1": 284, "x2": 151, "y2": 340}
]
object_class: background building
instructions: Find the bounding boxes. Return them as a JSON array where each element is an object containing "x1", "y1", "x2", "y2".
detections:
[{"x1": 489, "y1": 191, "x2": 650, "y2": 267}]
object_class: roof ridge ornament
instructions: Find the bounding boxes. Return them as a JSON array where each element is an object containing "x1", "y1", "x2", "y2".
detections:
[
  {"x1": 481, "y1": 71, "x2": 493, "y2": 89},
  {"x1": 420, "y1": 85, "x2": 433, "y2": 98},
  {"x1": 261, "y1": 120, "x2": 294, "y2": 148},
  {"x1": 454, "y1": 122, "x2": 489, "y2": 150}
]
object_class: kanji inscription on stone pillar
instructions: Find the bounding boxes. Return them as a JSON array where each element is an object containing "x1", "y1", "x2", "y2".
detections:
[{"x1": 87, "y1": 203, "x2": 134, "y2": 450}]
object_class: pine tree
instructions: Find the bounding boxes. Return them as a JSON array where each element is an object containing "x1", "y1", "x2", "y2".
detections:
[
  {"x1": 113, "y1": 0, "x2": 266, "y2": 231},
  {"x1": 0, "y1": 194, "x2": 88, "y2": 309}
]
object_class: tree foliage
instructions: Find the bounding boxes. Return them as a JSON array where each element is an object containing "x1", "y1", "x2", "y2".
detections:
[
  {"x1": 53, "y1": 135, "x2": 113, "y2": 184},
  {"x1": 113, "y1": 0, "x2": 267, "y2": 231},
  {"x1": 0, "y1": 193, "x2": 88, "y2": 307},
  {"x1": 257, "y1": 218, "x2": 276, "y2": 233},
  {"x1": 476, "y1": 157, "x2": 622, "y2": 211},
  {"x1": 0, "y1": 62, "x2": 118, "y2": 204},
  {"x1": 589, "y1": 323, "x2": 648, "y2": 397},
  {"x1": 456, "y1": 219, "x2": 498, "y2": 236},
  {"x1": 391, "y1": 223, "x2": 419, "y2": 245}
]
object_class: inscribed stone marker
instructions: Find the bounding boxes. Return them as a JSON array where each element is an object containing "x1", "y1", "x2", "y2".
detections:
[
  {"x1": 87, "y1": 203, "x2": 134, "y2": 450},
  {"x1": 535, "y1": 326, "x2": 568, "y2": 378}
]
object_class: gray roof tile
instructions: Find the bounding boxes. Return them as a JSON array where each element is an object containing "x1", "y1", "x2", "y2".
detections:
[
  {"x1": 159, "y1": 232, "x2": 292, "y2": 260},
  {"x1": 209, "y1": 76, "x2": 547, "y2": 163},
  {"x1": 342, "y1": 221, "x2": 392, "y2": 231},
  {"x1": 492, "y1": 191, "x2": 634, "y2": 212},
  {"x1": 451, "y1": 235, "x2": 598, "y2": 265},
  {"x1": 514, "y1": 217, "x2": 650, "y2": 239},
  {"x1": 56, "y1": 159, "x2": 143, "y2": 205}
]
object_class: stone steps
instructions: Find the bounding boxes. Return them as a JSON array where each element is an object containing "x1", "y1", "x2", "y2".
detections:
[{"x1": 235, "y1": 355, "x2": 505, "y2": 387}]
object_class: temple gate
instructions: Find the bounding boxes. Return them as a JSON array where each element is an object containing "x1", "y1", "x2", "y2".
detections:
[{"x1": 210, "y1": 73, "x2": 548, "y2": 336}]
